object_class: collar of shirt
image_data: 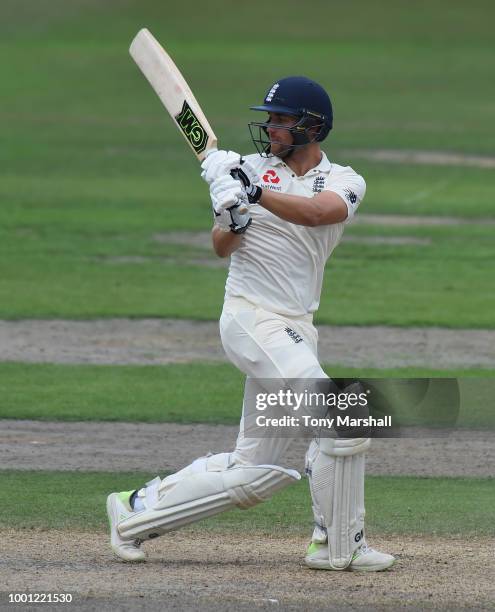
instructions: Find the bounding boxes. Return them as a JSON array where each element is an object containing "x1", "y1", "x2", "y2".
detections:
[{"x1": 270, "y1": 152, "x2": 332, "y2": 176}]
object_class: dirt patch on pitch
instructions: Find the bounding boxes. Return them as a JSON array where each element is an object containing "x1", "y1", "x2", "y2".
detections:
[
  {"x1": 338, "y1": 148, "x2": 495, "y2": 169},
  {"x1": 91, "y1": 252, "x2": 228, "y2": 269},
  {"x1": 1, "y1": 419, "x2": 493, "y2": 478},
  {"x1": 152, "y1": 229, "x2": 436, "y2": 249},
  {"x1": 1, "y1": 319, "x2": 494, "y2": 369},
  {"x1": 354, "y1": 214, "x2": 495, "y2": 227},
  {"x1": 1, "y1": 530, "x2": 493, "y2": 611}
]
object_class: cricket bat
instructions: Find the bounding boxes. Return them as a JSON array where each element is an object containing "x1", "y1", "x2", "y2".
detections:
[
  {"x1": 130, "y1": 28, "x2": 248, "y2": 214},
  {"x1": 129, "y1": 28, "x2": 218, "y2": 161}
]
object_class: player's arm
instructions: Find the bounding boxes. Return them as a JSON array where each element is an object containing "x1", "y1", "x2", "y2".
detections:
[
  {"x1": 211, "y1": 226, "x2": 243, "y2": 258},
  {"x1": 229, "y1": 161, "x2": 364, "y2": 227},
  {"x1": 259, "y1": 189, "x2": 348, "y2": 226},
  {"x1": 207, "y1": 174, "x2": 251, "y2": 257}
]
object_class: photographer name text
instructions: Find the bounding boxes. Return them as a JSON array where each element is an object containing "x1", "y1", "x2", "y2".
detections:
[{"x1": 255, "y1": 414, "x2": 392, "y2": 428}]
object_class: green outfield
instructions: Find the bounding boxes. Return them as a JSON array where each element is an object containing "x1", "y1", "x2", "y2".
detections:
[
  {"x1": 1, "y1": 362, "x2": 494, "y2": 428},
  {"x1": 0, "y1": 0, "x2": 493, "y2": 582},
  {"x1": 1, "y1": 0, "x2": 494, "y2": 326},
  {"x1": 1, "y1": 470, "x2": 493, "y2": 537},
  {"x1": 1, "y1": 195, "x2": 494, "y2": 325}
]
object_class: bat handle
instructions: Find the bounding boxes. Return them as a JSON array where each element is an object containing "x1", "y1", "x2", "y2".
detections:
[{"x1": 203, "y1": 147, "x2": 218, "y2": 159}]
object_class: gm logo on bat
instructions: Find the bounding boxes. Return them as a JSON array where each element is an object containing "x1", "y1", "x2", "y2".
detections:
[{"x1": 175, "y1": 101, "x2": 208, "y2": 154}]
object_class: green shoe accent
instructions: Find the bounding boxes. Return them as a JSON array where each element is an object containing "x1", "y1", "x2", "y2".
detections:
[
  {"x1": 307, "y1": 542, "x2": 324, "y2": 555},
  {"x1": 118, "y1": 490, "x2": 135, "y2": 511}
]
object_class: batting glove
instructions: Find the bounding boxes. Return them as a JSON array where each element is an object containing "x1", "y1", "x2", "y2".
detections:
[
  {"x1": 209, "y1": 174, "x2": 247, "y2": 214},
  {"x1": 201, "y1": 150, "x2": 242, "y2": 185},
  {"x1": 230, "y1": 160, "x2": 262, "y2": 204},
  {"x1": 212, "y1": 194, "x2": 252, "y2": 234}
]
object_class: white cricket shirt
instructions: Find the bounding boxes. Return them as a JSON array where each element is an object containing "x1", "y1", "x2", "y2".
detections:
[{"x1": 225, "y1": 152, "x2": 366, "y2": 316}]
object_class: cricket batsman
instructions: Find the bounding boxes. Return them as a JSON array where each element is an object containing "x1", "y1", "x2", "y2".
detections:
[{"x1": 107, "y1": 76, "x2": 395, "y2": 572}]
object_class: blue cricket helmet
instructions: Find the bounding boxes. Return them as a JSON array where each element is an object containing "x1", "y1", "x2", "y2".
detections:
[{"x1": 250, "y1": 76, "x2": 333, "y2": 141}]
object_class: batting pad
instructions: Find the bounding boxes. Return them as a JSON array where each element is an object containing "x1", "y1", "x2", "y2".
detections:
[
  {"x1": 118, "y1": 462, "x2": 300, "y2": 540},
  {"x1": 306, "y1": 437, "x2": 370, "y2": 569}
]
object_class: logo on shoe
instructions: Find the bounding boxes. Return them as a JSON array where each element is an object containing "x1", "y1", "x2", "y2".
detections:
[
  {"x1": 262, "y1": 169, "x2": 280, "y2": 184},
  {"x1": 354, "y1": 529, "x2": 364, "y2": 543}
]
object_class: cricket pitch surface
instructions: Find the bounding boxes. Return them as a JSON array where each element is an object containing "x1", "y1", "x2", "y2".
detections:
[{"x1": 1, "y1": 531, "x2": 494, "y2": 611}]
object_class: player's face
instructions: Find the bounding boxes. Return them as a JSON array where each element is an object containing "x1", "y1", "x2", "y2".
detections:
[{"x1": 266, "y1": 112, "x2": 299, "y2": 156}]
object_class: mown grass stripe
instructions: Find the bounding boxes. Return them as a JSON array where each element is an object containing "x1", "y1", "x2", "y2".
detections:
[{"x1": 0, "y1": 470, "x2": 492, "y2": 536}]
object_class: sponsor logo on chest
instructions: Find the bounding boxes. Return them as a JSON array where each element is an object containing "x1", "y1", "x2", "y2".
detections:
[{"x1": 262, "y1": 169, "x2": 283, "y2": 191}]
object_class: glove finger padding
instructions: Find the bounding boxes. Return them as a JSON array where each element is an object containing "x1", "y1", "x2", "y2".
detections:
[
  {"x1": 229, "y1": 196, "x2": 252, "y2": 234},
  {"x1": 212, "y1": 207, "x2": 233, "y2": 232},
  {"x1": 213, "y1": 197, "x2": 252, "y2": 234},
  {"x1": 201, "y1": 150, "x2": 242, "y2": 184},
  {"x1": 210, "y1": 174, "x2": 246, "y2": 213}
]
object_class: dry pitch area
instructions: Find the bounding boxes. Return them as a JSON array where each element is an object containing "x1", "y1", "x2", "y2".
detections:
[
  {"x1": 1, "y1": 419, "x2": 493, "y2": 478},
  {"x1": 1, "y1": 311, "x2": 493, "y2": 610},
  {"x1": 1, "y1": 318, "x2": 494, "y2": 369},
  {"x1": 1, "y1": 531, "x2": 494, "y2": 611},
  {"x1": 1, "y1": 419, "x2": 494, "y2": 611}
]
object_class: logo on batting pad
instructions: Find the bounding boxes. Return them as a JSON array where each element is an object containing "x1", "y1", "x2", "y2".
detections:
[{"x1": 175, "y1": 100, "x2": 208, "y2": 154}]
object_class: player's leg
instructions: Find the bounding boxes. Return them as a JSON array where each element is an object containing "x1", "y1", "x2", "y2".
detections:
[
  {"x1": 108, "y1": 454, "x2": 299, "y2": 559},
  {"x1": 113, "y1": 455, "x2": 299, "y2": 545},
  {"x1": 305, "y1": 437, "x2": 395, "y2": 571},
  {"x1": 218, "y1": 300, "x2": 392, "y2": 571},
  {"x1": 220, "y1": 302, "x2": 394, "y2": 571},
  {"x1": 106, "y1": 490, "x2": 146, "y2": 562},
  {"x1": 219, "y1": 298, "x2": 325, "y2": 466},
  {"x1": 107, "y1": 300, "x2": 319, "y2": 560}
]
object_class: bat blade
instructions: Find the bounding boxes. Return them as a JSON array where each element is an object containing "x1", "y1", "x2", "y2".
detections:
[{"x1": 130, "y1": 28, "x2": 217, "y2": 161}]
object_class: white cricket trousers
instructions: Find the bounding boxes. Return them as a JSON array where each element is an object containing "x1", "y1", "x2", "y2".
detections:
[{"x1": 219, "y1": 296, "x2": 327, "y2": 466}]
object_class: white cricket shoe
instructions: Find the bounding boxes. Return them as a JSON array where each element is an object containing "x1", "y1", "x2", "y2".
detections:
[
  {"x1": 106, "y1": 491, "x2": 146, "y2": 562},
  {"x1": 305, "y1": 540, "x2": 395, "y2": 572}
]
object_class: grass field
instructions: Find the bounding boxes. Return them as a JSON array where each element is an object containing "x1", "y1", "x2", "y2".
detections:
[
  {"x1": 1, "y1": 198, "x2": 494, "y2": 325},
  {"x1": 1, "y1": 2, "x2": 493, "y2": 607},
  {"x1": 1, "y1": 470, "x2": 493, "y2": 537},
  {"x1": 0, "y1": 1, "x2": 494, "y2": 326},
  {"x1": 1, "y1": 362, "x2": 494, "y2": 428}
]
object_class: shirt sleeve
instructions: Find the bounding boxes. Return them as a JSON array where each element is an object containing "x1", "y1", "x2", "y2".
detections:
[{"x1": 325, "y1": 169, "x2": 366, "y2": 224}]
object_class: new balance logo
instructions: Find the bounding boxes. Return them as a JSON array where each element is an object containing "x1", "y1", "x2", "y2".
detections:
[
  {"x1": 343, "y1": 188, "x2": 358, "y2": 204},
  {"x1": 285, "y1": 327, "x2": 303, "y2": 343}
]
